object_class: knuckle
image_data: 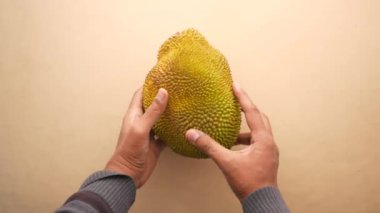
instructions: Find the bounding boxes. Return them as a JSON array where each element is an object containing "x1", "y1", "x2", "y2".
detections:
[
  {"x1": 247, "y1": 105, "x2": 260, "y2": 113},
  {"x1": 197, "y1": 136, "x2": 212, "y2": 151},
  {"x1": 130, "y1": 125, "x2": 146, "y2": 136},
  {"x1": 240, "y1": 88, "x2": 249, "y2": 97},
  {"x1": 268, "y1": 141, "x2": 279, "y2": 155},
  {"x1": 153, "y1": 98, "x2": 164, "y2": 108},
  {"x1": 121, "y1": 116, "x2": 132, "y2": 129},
  {"x1": 268, "y1": 141, "x2": 276, "y2": 149},
  {"x1": 256, "y1": 131, "x2": 277, "y2": 148},
  {"x1": 149, "y1": 98, "x2": 164, "y2": 113},
  {"x1": 256, "y1": 130, "x2": 271, "y2": 140}
]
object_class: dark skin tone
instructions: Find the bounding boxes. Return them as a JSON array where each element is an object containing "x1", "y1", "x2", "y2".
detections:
[{"x1": 106, "y1": 83, "x2": 280, "y2": 202}]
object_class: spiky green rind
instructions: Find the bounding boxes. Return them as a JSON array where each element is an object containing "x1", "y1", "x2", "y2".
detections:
[{"x1": 143, "y1": 29, "x2": 241, "y2": 158}]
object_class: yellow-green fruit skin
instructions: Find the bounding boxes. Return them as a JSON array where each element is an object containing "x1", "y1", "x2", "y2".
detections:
[{"x1": 143, "y1": 29, "x2": 241, "y2": 158}]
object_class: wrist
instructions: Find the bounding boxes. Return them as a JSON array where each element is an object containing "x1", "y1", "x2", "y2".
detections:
[
  {"x1": 238, "y1": 182, "x2": 278, "y2": 203},
  {"x1": 242, "y1": 186, "x2": 289, "y2": 213},
  {"x1": 77, "y1": 170, "x2": 137, "y2": 213},
  {"x1": 105, "y1": 156, "x2": 140, "y2": 186}
]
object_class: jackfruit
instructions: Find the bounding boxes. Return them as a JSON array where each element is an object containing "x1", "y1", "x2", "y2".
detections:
[{"x1": 143, "y1": 29, "x2": 241, "y2": 158}]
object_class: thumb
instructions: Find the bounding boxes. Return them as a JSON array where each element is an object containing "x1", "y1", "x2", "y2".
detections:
[
  {"x1": 186, "y1": 129, "x2": 231, "y2": 163},
  {"x1": 142, "y1": 88, "x2": 168, "y2": 129}
]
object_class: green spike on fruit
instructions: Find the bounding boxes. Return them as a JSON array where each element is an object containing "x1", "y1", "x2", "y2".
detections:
[{"x1": 143, "y1": 29, "x2": 241, "y2": 158}]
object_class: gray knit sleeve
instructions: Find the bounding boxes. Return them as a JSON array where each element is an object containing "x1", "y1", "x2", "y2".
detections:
[
  {"x1": 56, "y1": 170, "x2": 136, "y2": 213},
  {"x1": 243, "y1": 186, "x2": 290, "y2": 213}
]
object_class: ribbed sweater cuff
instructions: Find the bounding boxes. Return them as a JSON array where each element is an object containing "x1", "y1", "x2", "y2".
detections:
[
  {"x1": 79, "y1": 170, "x2": 136, "y2": 213},
  {"x1": 243, "y1": 186, "x2": 290, "y2": 213}
]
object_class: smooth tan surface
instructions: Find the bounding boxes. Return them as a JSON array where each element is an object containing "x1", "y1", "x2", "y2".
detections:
[{"x1": 1, "y1": 0, "x2": 379, "y2": 212}]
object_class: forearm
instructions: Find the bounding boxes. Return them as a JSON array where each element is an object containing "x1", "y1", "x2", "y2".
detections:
[
  {"x1": 243, "y1": 186, "x2": 290, "y2": 213},
  {"x1": 56, "y1": 171, "x2": 136, "y2": 213}
]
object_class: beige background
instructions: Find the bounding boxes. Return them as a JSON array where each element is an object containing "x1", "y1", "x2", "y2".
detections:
[{"x1": 1, "y1": 0, "x2": 379, "y2": 212}]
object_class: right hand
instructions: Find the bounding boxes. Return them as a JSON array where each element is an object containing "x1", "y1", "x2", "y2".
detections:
[{"x1": 185, "y1": 83, "x2": 280, "y2": 202}]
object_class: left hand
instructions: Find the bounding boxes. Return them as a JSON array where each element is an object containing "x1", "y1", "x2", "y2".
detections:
[{"x1": 106, "y1": 87, "x2": 168, "y2": 188}]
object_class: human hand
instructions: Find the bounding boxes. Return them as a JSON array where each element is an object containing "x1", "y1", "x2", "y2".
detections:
[
  {"x1": 106, "y1": 87, "x2": 168, "y2": 188},
  {"x1": 185, "y1": 83, "x2": 279, "y2": 202}
]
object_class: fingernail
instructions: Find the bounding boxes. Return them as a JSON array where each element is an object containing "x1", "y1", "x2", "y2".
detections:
[
  {"x1": 186, "y1": 129, "x2": 200, "y2": 144},
  {"x1": 155, "y1": 88, "x2": 166, "y2": 101}
]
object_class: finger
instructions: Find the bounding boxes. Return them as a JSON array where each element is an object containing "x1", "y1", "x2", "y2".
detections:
[
  {"x1": 261, "y1": 113, "x2": 273, "y2": 135},
  {"x1": 236, "y1": 132, "x2": 251, "y2": 145},
  {"x1": 127, "y1": 87, "x2": 144, "y2": 117},
  {"x1": 141, "y1": 88, "x2": 168, "y2": 129},
  {"x1": 233, "y1": 83, "x2": 266, "y2": 133},
  {"x1": 186, "y1": 129, "x2": 231, "y2": 164}
]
